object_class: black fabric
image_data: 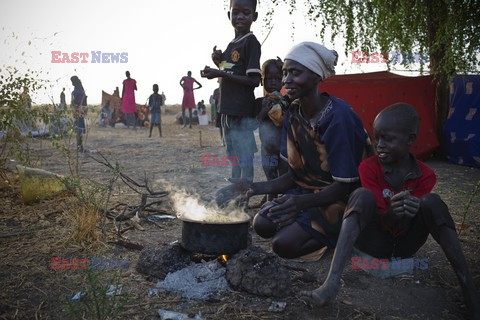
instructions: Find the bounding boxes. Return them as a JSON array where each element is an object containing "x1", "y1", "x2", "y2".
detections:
[{"x1": 218, "y1": 33, "x2": 261, "y2": 117}]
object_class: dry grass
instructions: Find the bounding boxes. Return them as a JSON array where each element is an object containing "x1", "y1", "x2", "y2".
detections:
[{"x1": 66, "y1": 205, "x2": 103, "y2": 248}]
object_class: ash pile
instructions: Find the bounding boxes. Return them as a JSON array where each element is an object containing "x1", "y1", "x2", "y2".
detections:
[{"x1": 137, "y1": 243, "x2": 292, "y2": 300}]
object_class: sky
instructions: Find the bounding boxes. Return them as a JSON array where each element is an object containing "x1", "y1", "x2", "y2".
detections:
[{"x1": 0, "y1": 0, "x2": 404, "y2": 106}]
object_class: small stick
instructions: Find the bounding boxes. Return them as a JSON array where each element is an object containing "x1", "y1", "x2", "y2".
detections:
[{"x1": 199, "y1": 130, "x2": 202, "y2": 148}]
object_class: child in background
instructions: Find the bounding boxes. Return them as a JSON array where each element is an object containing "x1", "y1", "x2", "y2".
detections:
[
  {"x1": 256, "y1": 57, "x2": 289, "y2": 200},
  {"x1": 201, "y1": 0, "x2": 261, "y2": 182},
  {"x1": 148, "y1": 84, "x2": 162, "y2": 138},
  {"x1": 301, "y1": 103, "x2": 480, "y2": 319}
]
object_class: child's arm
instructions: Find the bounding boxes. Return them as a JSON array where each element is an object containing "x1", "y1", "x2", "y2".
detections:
[
  {"x1": 201, "y1": 66, "x2": 260, "y2": 87},
  {"x1": 211, "y1": 46, "x2": 222, "y2": 67}
]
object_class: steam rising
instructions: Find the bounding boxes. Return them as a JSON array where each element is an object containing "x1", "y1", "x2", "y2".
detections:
[{"x1": 171, "y1": 189, "x2": 250, "y2": 223}]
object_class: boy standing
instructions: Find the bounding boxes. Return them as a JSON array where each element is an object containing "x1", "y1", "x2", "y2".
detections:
[
  {"x1": 148, "y1": 84, "x2": 162, "y2": 138},
  {"x1": 301, "y1": 103, "x2": 479, "y2": 319},
  {"x1": 201, "y1": 0, "x2": 261, "y2": 182}
]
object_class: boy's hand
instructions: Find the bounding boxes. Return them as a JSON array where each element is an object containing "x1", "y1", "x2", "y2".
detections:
[
  {"x1": 211, "y1": 46, "x2": 222, "y2": 67},
  {"x1": 390, "y1": 190, "x2": 420, "y2": 219},
  {"x1": 201, "y1": 66, "x2": 222, "y2": 79},
  {"x1": 267, "y1": 195, "x2": 302, "y2": 227}
]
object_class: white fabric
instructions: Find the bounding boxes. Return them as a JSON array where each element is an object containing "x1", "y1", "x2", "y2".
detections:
[{"x1": 285, "y1": 42, "x2": 338, "y2": 80}]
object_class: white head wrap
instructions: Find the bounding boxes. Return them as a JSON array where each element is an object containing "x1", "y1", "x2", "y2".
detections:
[{"x1": 284, "y1": 42, "x2": 338, "y2": 80}]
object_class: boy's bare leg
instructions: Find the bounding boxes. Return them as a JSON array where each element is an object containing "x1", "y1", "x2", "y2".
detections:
[
  {"x1": 149, "y1": 124, "x2": 153, "y2": 137},
  {"x1": 421, "y1": 194, "x2": 480, "y2": 319},
  {"x1": 300, "y1": 212, "x2": 362, "y2": 305},
  {"x1": 158, "y1": 123, "x2": 162, "y2": 137},
  {"x1": 300, "y1": 188, "x2": 375, "y2": 305}
]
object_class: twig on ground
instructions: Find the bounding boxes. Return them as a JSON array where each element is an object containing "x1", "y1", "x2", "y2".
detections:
[{"x1": 108, "y1": 239, "x2": 144, "y2": 250}]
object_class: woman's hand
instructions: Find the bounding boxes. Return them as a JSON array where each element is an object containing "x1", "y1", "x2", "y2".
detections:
[
  {"x1": 267, "y1": 194, "x2": 302, "y2": 227},
  {"x1": 215, "y1": 178, "x2": 256, "y2": 207}
]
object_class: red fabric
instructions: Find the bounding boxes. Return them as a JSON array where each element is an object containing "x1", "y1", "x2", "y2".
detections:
[
  {"x1": 121, "y1": 78, "x2": 137, "y2": 114},
  {"x1": 321, "y1": 71, "x2": 438, "y2": 159},
  {"x1": 359, "y1": 155, "x2": 436, "y2": 236},
  {"x1": 181, "y1": 77, "x2": 196, "y2": 109}
]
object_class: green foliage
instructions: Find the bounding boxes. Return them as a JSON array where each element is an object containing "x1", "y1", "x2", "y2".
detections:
[
  {"x1": 0, "y1": 66, "x2": 50, "y2": 167},
  {"x1": 258, "y1": 0, "x2": 480, "y2": 79},
  {"x1": 66, "y1": 267, "x2": 128, "y2": 320}
]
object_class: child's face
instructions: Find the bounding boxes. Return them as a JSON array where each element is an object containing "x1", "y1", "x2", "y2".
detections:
[
  {"x1": 229, "y1": 0, "x2": 257, "y2": 35},
  {"x1": 282, "y1": 59, "x2": 319, "y2": 101},
  {"x1": 263, "y1": 64, "x2": 282, "y2": 93},
  {"x1": 373, "y1": 115, "x2": 414, "y2": 164}
]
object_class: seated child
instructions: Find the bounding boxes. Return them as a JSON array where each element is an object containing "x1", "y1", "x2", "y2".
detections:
[
  {"x1": 301, "y1": 103, "x2": 480, "y2": 319},
  {"x1": 99, "y1": 100, "x2": 113, "y2": 127},
  {"x1": 256, "y1": 57, "x2": 289, "y2": 201},
  {"x1": 220, "y1": 42, "x2": 370, "y2": 259}
]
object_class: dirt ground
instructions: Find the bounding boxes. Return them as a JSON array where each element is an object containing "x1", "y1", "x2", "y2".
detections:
[{"x1": 0, "y1": 106, "x2": 479, "y2": 320}]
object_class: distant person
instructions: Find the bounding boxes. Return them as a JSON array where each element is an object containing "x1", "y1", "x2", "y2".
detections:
[
  {"x1": 209, "y1": 87, "x2": 219, "y2": 122},
  {"x1": 301, "y1": 103, "x2": 480, "y2": 319},
  {"x1": 256, "y1": 57, "x2": 289, "y2": 201},
  {"x1": 201, "y1": 0, "x2": 261, "y2": 182},
  {"x1": 99, "y1": 100, "x2": 113, "y2": 127},
  {"x1": 148, "y1": 84, "x2": 163, "y2": 138},
  {"x1": 161, "y1": 91, "x2": 166, "y2": 112},
  {"x1": 210, "y1": 87, "x2": 224, "y2": 146},
  {"x1": 59, "y1": 87, "x2": 66, "y2": 110},
  {"x1": 121, "y1": 71, "x2": 137, "y2": 129},
  {"x1": 179, "y1": 71, "x2": 202, "y2": 128},
  {"x1": 197, "y1": 100, "x2": 206, "y2": 115},
  {"x1": 70, "y1": 75, "x2": 87, "y2": 152},
  {"x1": 113, "y1": 86, "x2": 120, "y2": 97}
]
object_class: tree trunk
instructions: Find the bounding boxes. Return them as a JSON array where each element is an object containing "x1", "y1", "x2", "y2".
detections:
[{"x1": 426, "y1": 1, "x2": 449, "y2": 159}]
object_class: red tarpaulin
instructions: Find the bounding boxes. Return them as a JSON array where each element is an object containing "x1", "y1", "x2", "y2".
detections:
[{"x1": 321, "y1": 71, "x2": 438, "y2": 159}]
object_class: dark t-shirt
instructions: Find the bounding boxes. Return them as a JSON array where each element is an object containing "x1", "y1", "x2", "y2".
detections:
[{"x1": 218, "y1": 32, "x2": 261, "y2": 117}]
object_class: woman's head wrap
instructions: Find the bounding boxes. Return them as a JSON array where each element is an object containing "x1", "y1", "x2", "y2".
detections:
[{"x1": 284, "y1": 42, "x2": 338, "y2": 80}]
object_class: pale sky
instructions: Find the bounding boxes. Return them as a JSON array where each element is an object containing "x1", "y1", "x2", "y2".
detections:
[{"x1": 0, "y1": 0, "x2": 393, "y2": 105}]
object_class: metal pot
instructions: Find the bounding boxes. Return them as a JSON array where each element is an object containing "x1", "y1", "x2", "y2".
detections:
[{"x1": 180, "y1": 216, "x2": 250, "y2": 255}]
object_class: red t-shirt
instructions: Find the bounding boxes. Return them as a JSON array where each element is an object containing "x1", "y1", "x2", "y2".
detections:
[{"x1": 359, "y1": 155, "x2": 436, "y2": 236}]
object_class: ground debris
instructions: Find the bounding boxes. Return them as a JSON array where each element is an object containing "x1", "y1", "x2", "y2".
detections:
[{"x1": 155, "y1": 259, "x2": 229, "y2": 300}]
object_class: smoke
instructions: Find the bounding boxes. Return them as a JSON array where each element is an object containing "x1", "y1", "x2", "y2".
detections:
[{"x1": 157, "y1": 180, "x2": 250, "y2": 223}]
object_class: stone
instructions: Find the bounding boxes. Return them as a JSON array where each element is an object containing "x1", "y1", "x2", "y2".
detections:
[
  {"x1": 226, "y1": 246, "x2": 291, "y2": 297},
  {"x1": 136, "y1": 242, "x2": 191, "y2": 279}
]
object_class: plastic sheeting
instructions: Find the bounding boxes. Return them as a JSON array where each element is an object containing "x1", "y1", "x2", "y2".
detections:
[
  {"x1": 444, "y1": 75, "x2": 480, "y2": 168},
  {"x1": 321, "y1": 71, "x2": 438, "y2": 160}
]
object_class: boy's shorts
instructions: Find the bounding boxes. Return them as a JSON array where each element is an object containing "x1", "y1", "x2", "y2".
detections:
[
  {"x1": 222, "y1": 114, "x2": 258, "y2": 157},
  {"x1": 150, "y1": 112, "x2": 160, "y2": 124}
]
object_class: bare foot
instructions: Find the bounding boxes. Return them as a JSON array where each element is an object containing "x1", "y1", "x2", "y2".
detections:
[{"x1": 299, "y1": 282, "x2": 340, "y2": 307}]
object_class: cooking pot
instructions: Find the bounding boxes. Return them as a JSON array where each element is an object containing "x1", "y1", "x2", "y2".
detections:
[{"x1": 180, "y1": 216, "x2": 250, "y2": 255}]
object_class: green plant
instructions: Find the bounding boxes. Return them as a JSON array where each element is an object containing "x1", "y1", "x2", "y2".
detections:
[
  {"x1": 458, "y1": 179, "x2": 480, "y2": 237},
  {"x1": 66, "y1": 267, "x2": 128, "y2": 320}
]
